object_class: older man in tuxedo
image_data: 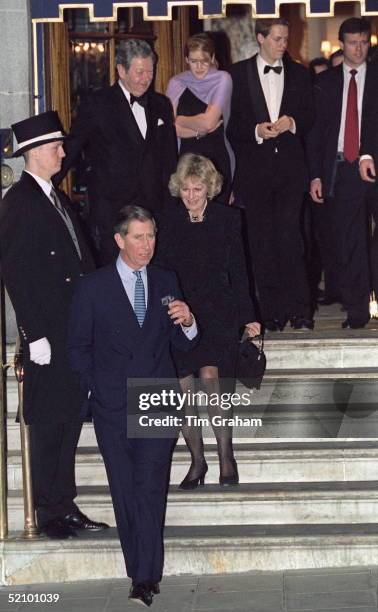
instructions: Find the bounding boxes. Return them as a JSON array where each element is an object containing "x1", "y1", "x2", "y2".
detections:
[
  {"x1": 227, "y1": 18, "x2": 314, "y2": 332},
  {"x1": 55, "y1": 39, "x2": 177, "y2": 265},
  {"x1": 0, "y1": 111, "x2": 107, "y2": 538},
  {"x1": 67, "y1": 205, "x2": 198, "y2": 607}
]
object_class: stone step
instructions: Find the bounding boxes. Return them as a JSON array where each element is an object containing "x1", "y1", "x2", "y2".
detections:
[
  {"x1": 264, "y1": 335, "x2": 378, "y2": 370},
  {"x1": 7, "y1": 481, "x2": 378, "y2": 531},
  {"x1": 7, "y1": 442, "x2": 378, "y2": 490},
  {"x1": 6, "y1": 370, "x2": 378, "y2": 449},
  {"x1": 4, "y1": 524, "x2": 378, "y2": 585}
]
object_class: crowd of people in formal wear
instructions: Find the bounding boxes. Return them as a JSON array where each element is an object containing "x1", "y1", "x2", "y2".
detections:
[{"x1": 1, "y1": 14, "x2": 378, "y2": 607}]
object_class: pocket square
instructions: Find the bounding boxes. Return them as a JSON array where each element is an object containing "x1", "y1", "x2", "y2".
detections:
[{"x1": 157, "y1": 118, "x2": 165, "y2": 126}]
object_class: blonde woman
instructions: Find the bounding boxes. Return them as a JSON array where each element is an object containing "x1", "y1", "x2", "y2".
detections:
[{"x1": 156, "y1": 154, "x2": 261, "y2": 488}]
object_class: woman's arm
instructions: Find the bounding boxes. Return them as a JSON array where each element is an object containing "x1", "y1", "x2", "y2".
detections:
[{"x1": 175, "y1": 103, "x2": 222, "y2": 133}]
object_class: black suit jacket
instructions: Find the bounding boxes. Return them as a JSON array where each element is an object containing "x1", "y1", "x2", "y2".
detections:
[
  {"x1": 67, "y1": 263, "x2": 198, "y2": 427},
  {"x1": 360, "y1": 64, "x2": 378, "y2": 167},
  {"x1": 227, "y1": 53, "x2": 314, "y2": 200},
  {"x1": 55, "y1": 83, "x2": 177, "y2": 227},
  {"x1": 0, "y1": 172, "x2": 95, "y2": 423},
  {"x1": 307, "y1": 63, "x2": 378, "y2": 196}
]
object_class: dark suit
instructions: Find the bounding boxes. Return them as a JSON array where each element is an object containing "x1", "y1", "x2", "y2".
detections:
[
  {"x1": 55, "y1": 83, "x2": 177, "y2": 264},
  {"x1": 67, "y1": 263, "x2": 197, "y2": 584},
  {"x1": 306, "y1": 64, "x2": 376, "y2": 320},
  {"x1": 227, "y1": 53, "x2": 314, "y2": 322},
  {"x1": 360, "y1": 65, "x2": 378, "y2": 299},
  {"x1": 0, "y1": 171, "x2": 94, "y2": 524}
]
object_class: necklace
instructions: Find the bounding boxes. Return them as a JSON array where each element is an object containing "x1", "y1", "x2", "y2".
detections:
[{"x1": 189, "y1": 200, "x2": 208, "y2": 223}]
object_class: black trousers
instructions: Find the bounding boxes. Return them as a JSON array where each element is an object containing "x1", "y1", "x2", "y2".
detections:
[
  {"x1": 244, "y1": 174, "x2": 311, "y2": 321},
  {"x1": 316, "y1": 160, "x2": 370, "y2": 320},
  {"x1": 94, "y1": 417, "x2": 174, "y2": 584},
  {"x1": 30, "y1": 422, "x2": 82, "y2": 526},
  {"x1": 367, "y1": 182, "x2": 378, "y2": 297}
]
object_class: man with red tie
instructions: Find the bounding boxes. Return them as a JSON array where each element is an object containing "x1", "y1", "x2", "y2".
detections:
[{"x1": 307, "y1": 18, "x2": 375, "y2": 328}]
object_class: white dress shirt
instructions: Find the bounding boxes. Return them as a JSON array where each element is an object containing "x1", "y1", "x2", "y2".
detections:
[
  {"x1": 338, "y1": 61, "x2": 366, "y2": 153},
  {"x1": 118, "y1": 80, "x2": 147, "y2": 139},
  {"x1": 255, "y1": 55, "x2": 296, "y2": 144},
  {"x1": 257, "y1": 54, "x2": 284, "y2": 124},
  {"x1": 116, "y1": 255, "x2": 197, "y2": 338},
  {"x1": 24, "y1": 170, "x2": 56, "y2": 204}
]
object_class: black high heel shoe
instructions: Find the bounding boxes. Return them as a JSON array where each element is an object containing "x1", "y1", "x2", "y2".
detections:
[
  {"x1": 179, "y1": 464, "x2": 208, "y2": 490},
  {"x1": 219, "y1": 459, "x2": 239, "y2": 486}
]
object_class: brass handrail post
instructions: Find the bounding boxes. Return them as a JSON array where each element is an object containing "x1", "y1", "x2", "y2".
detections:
[
  {"x1": 14, "y1": 340, "x2": 39, "y2": 539},
  {"x1": 0, "y1": 279, "x2": 8, "y2": 540}
]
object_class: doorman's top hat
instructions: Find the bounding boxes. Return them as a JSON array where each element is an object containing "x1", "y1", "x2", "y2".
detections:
[{"x1": 12, "y1": 111, "x2": 66, "y2": 157}]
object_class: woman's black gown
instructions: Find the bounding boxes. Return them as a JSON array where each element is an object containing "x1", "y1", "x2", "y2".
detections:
[
  {"x1": 177, "y1": 88, "x2": 232, "y2": 204},
  {"x1": 156, "y1": 200, "x2": 256, "y2": 381}
]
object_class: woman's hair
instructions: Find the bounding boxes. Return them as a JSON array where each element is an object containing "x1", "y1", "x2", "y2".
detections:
[
  {"x1": 169, "y1": 153, "x2": 223, "y2": 200},
  {"x1": 184, "y1": 33, "x2": 215, "y2": 59}
]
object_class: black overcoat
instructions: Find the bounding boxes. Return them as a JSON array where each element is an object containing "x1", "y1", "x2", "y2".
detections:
[{"x1": 0, "y1": 172, "x2": 95, "y2": 424}]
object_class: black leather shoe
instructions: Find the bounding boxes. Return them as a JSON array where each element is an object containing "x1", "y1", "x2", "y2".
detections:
[
  {"x1": 264, "y1": 318, "x2": 286, "y2": 332},
  {"x1": 129, "y1": 583, "x2": 153, "y2": 607},
  {"x1": 179, "y1": 463, "x2": 208, "y2": 490},
  {"x1": 40, "y1": 518, "x2": 78, "y2": 539},
  {"x1": 219, "y1": 458, "x2": 239, "y2": 486},
  {"x1": 341, "y1": 318, "x2": 369, "y2": 329},
  {"x1": 63, "y1": 510, "x2": 109, "y2": 531},
  {"x1": 290, "y1": 317, "x2": 314, "y2": 331}
]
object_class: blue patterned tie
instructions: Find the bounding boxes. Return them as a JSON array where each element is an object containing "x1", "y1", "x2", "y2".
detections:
[{"x1": 133, "y1": 270, "x2": 146, "y2": 326}]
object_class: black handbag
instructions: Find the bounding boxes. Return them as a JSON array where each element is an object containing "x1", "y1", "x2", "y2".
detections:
[{"x1": 236, "y1": 335, "x2": 266, "y2": 390}]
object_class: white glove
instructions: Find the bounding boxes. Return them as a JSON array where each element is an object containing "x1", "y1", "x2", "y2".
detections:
[{"x1": 29, "y1": 337, "x2": 51, "y2": 365}]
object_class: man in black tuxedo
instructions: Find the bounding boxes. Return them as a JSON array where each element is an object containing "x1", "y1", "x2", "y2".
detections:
[
  {"x1": 67, "y1": 205, "x2": 198, "y2": 607},
  {"x1": 308, "y1": 18, "x2": 375, "y2": 328},
  {"x1": 55, "y1": 39, "x2": 177, "y2": 265},
  {"x1": 0, "y1": 111, "x2": 108, "y2": 538},
  {"x1": 227, "y1": 18, "x2": 314, "y2": 332}
]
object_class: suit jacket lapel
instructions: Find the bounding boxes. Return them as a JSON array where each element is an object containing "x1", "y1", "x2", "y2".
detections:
[
  {"x1": 362, "y1": 64, "x2": 376, "y2": 122},
  {"x1": 110, "y1": 83, "x2": 145, "y2": 147},
  {"x1": 144, "y1": 93, "x2": 155, "y2": 143},
  {"x1": 21, "y1": 173, "x2": 81, "y2": 259},
  {"x1": 247, "y1": 54, "x2": 271, "y2": 123},
  {"x1": 278, "y1": 57, "x2": 290, "y2": 117},
  {"x1": 110, "y1": 264, "x2": 145, "y2": 346},
  {"x1": 332, "y1": 65, "x2": 344, "y2": 137}
]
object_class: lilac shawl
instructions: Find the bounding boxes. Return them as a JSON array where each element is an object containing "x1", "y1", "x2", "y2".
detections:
[{"x1": 166, "y1": 67, "x2": 235, "y2": 175}]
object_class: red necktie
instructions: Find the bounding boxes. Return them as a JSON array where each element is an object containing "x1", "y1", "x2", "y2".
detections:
[{"x1": 344, "y1": 69, "x2": 359, "y2": 163}]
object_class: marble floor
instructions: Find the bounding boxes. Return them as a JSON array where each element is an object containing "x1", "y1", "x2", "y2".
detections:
[{"x1": 0, "y1": 567, "x2": 377, "y2": 611}]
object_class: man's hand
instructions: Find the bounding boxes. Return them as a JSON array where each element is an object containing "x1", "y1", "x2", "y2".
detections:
[
  {"x1": 245, "y1": 322, "x2": 261, "y2": 337},
  {"x1": 360, "y1": 158, "x2": 376, "y2": 183},
  {"x1": 257, "y1": 122, "x2": 279, "y2": 139},
  {"x1": 273, "y1": 115, "x2": 294, "y2": 134},
  {"x1": 168, "y1": 300, "x2": 193, "y2": 327},
  {"x1": 310, "y1": 178, "x2": 324, "y2": 203},
  {"x1": 29, "y1": 337, "x2": 51, "y2": 365}
]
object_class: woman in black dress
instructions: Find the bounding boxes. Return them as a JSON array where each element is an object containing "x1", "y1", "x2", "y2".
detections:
[
  {"x1": 166, "y1": 33, "x2": 234, "y2": 204},
  {"x1": 156, "y1": 154, "x2": 260, "y2": 488}
]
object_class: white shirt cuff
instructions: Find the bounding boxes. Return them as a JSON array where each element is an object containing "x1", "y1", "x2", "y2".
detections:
[
  {"x1": 255, "y1": 125, "x2": 263, "y2": 145},
  {"x1": 360, "y1": 154, "x2": 373, "y2": 162},
  {"x1": 180, "y1": 317, "x2": 198, "y2": 340},
  {"x1": 290, "y1": 118, "x2": 296, "y2": 134}
]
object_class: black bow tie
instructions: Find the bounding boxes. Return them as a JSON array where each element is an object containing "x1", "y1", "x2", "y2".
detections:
[
  {"x1": 264, "y1": 65, "x2": 283, "y2": 75},
  {"x1": 130, "y1": 93, "x2": 148, "y2": 108}
]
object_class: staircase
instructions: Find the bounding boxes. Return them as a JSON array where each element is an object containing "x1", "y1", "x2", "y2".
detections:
[{"x1": 3, "y1": 305, "x2": 378, "y2": 585}]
